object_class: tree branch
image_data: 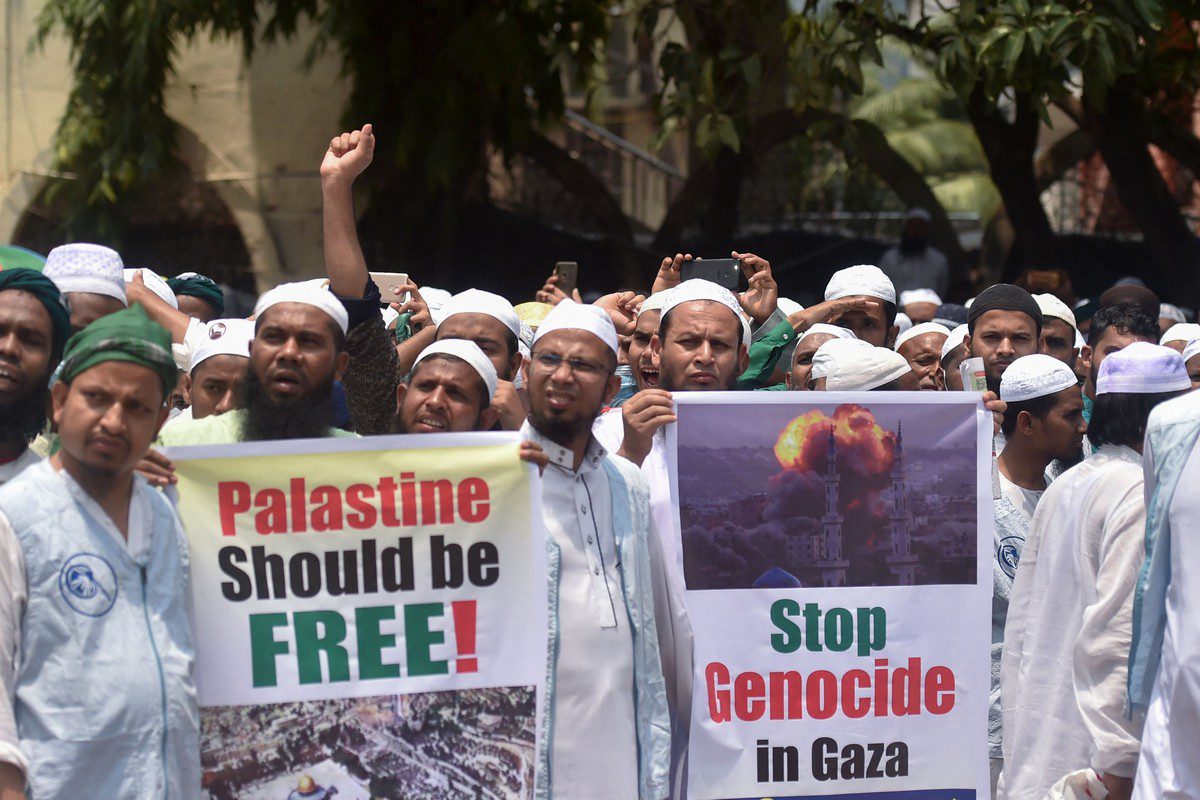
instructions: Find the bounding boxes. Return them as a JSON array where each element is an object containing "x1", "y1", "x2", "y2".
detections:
[{"x1": 518, "y1": 131, "x2": 635, "y2": 244}]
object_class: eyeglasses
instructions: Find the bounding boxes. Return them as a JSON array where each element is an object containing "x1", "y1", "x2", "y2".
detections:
[{"x1": 530, "y1": 352, "x2": 608, "y2": 378}]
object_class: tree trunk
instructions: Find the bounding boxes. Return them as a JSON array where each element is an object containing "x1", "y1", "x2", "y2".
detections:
[
  {"x1": 833, "y1": 119, "x2": 966, "y2": 266},
  {"x1": 654, "y1": 108, "x2": 966, "y2": 266},
  {"x1": 1086, "y1": 80, "x2": 1200, "y2": 307},
  {"x1": 1035, "y1": 128, "x2": 1095, "y2": 192},
  {"x1": 967, "y1": 89, "x2": 1061, "y2": 271},
  {"x1": 520, "y1": 132, "x2": 635, "y2": 245}
]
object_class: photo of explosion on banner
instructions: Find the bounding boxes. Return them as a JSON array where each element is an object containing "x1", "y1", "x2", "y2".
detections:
[{"x1": 677, "y1": 401, "x2": 979, "y2": 590}]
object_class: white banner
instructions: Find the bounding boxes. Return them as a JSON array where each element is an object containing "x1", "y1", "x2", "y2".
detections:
[
  {"x1": 167, "y1": 433, "x2": 547, "y2": 800},
  {"x1": 669, "y1": 393, "x2": 993, "y2": 800}
]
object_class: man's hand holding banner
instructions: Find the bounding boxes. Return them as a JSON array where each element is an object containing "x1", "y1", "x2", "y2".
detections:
[
  {"x1": 668, "y1": 393, "x2": 993, "y2": 800},
  {"x1": 167, "y1": 432, "x2": 546, "y2": 800}
]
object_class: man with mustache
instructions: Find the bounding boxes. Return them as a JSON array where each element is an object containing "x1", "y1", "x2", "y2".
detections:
[
  {"x1": 0, "y1": 269, "x2": 71, "y2": 486},
  {"x1": 1078, "y1": 303, "x2": 1160, "y2": 456},
  {"x1": 964, "y1": 284, "x2": 1043, "y2": 396},
  {"x1": 320, "y1": 124, "x2": 530, "y2": 433},
  {"x1": 893, "y1": 322, "x2": 950, "y2": 391},
  {"x1": 0, "y1": 306, "x2": 199, "y2": 798},
  {"x1": 397, "y1": 340, "x2": 500, "y2": 434},
  {"x1": 519, "y1": 300, "x2": 669, "y2": 800},
  {"x1": 592, "y1": 277, "x2": 751, "y2": 798},
  {"x1": 177, "y1": 318, "x2": 254, "y2": 422},
  {"x1": 785, "y1": 324, "x2": 858, "y2": 391},
  {"x1": 157, "y1": 282, "x2": 355, "y2": 446}
]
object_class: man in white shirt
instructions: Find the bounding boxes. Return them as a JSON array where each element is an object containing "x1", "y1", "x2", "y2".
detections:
[
  {"x1": 594, "y1": 277, "x2": 752, "y2": 798},
  {"x1": 0, "y1": 305, "x2": 200, "y2": 799},
  {"x1": 999, "y1": 343, "x2": 1192, "y2": 800},
  {"x1": 990, "y1": 354, "x2": 1085, "y2": 790},
  {"x1": 1129, "y1": 369, "x2": 1200, "y2": 798},
  {"x1": 0, "y1": 269, "x2": 70, "y2": 486},
  {"x1": 520, "y1": 300, "x2": 669, "y2": 800}
]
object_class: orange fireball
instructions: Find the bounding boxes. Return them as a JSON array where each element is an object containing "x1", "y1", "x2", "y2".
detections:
[{"x1": 773, "y1": 404, "x2": 895, "y2": 473}]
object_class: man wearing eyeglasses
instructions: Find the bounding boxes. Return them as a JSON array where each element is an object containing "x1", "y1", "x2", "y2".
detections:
[
  {"x1": 519, "y1": 300, "x2": 670, "y2": 800},
  {"x1": 592, "y1": 277, "x2": 753, "y2": 799}
]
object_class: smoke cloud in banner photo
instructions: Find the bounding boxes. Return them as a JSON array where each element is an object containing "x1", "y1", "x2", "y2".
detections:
[{"x1": 768, "y1": 404, "x2": 897, "y2": 551}]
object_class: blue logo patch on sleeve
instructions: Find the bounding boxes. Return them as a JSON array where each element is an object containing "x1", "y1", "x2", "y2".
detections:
[
  {"x1": 59, "y1": 553, "x2": 118, "y2": 617},
  {"x1": 997, "y1": 535, "x2": 1024, "y2": 579}
]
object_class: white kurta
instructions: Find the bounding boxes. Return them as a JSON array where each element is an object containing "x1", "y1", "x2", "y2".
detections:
[
  {"x1": 0, "y1": 448, "x2": 41, "y2": 487},
  {"x1": 999, "y1": 445, "x2": 1147, "y2": 800},
  {"x1": 1133, "y1": 418, "x2": 1200, "y2": 799},
  {"x1": 593, "y1": 408, "x2": 694, "y2": 800},
  {"x1": 520, "y1": 422, "x2": 638, "y2": 800},
  {"x1": 0, "y1": 465, "x2": 153, "y2": 777},
  {"x1": 997, "y1": 471, "x2": 1042, "y2": 523}
]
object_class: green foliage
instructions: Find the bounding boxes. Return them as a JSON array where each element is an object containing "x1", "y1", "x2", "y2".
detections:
[
  {"x1": 831, "y1": 0, "x2": 1186, "y2": 119},
  {"x1": 36, "y1": 0, "x2": 615, "y2": 242},
  {"x1": 34, "y1": 0, "x2": 250, "y2": 240}
]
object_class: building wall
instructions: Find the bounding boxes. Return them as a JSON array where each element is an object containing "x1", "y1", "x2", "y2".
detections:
[{"x1": 1, "y1": 1, "x2": 350, "y2": 289}]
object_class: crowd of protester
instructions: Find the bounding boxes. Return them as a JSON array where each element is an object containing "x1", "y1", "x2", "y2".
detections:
[{"x1": 0, "y1": 123, "x2": 1198, "y2": 800}]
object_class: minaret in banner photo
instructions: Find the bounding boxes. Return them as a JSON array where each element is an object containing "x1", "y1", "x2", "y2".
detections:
[
  {"x1": 887, "y1": 422, "x2": 919, "y2": 585},
  {"x1": 817, "y1": 423, "x2": 849, "y2": 587}
]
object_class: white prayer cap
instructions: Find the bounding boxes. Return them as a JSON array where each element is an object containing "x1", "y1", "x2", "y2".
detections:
[
  {"x1": 438, "y1": 289, "x2": 521, "y2": 338},
  {"x1": 906, "y1": 207, "x2": 932, "y2": 222},
  {"x1": 895, "y1": 312, "x2": 913, "y2": 336},
  {"x1": 532, "y1": 299, "x2": 619, "y2": 355},
  {"x1": 1182, "y1": 337, "x2": 1200, "y2": 364},
  {"x1": 964, "y1": 297, "x2": 975, "y2": 309},
  {"x1": 824, "y1": 264, "x2": 896, "y2": 305},
  {"x1": 899, "y1": 288, "x2": 942, "y2": 308},
  {"x1": 800, "y1": 323, "x2": 856, "y2": 345},
  {"x1": 413, "y1": 338, "x2": 499, "y2": 401},
  {"x1": 810, "y1": 338, "x2": 873, "y2": 382},
  {"x1": 776, "y1": 297, "x2": 804, "y2": 317},
  {"x1": 1075, "y1": 329, "x2": 1085, "y2": 351},
  {"x1": 518, "y1": 320, "x2": 535, "y2": 350},
  {"x1": 1035, "y1": 293, "x2": 1076, "y2": 329},
  {"x1": 1159, "y1": 303, "x2": 1187, "y2": 324},
  {"x1": 1097, "y1": 342, "x2": 1191, "y2": 395},
  {"x1": 894, "y1": 321, "x2": 950, "y2": 352},
  {"x1": 637, "y1": 289, "x2": 672, "y2": 317},
  {"x1": 254, "y1": 281, "x2": 349, "y2": 335},
  {"x1": 381, "y1": 306, "x2": 400, "y2": 328},
  {"x1": 659, "y1": 278, "x2": 751, "y2": 345},
  {"x1": 825, "y1": 346, "x2": 912, "y2": 391},
  {"x1": 189, "y1": 318, "x2": 254, "y2": 373},
  {"x1": 999, "y1": 354, "x2": 1078, "y2": 403},
  {"x1": 940, "y1": 324, "x2": 969, "y2": 361},
  {"x1": 43, "y1": 243, "x2": 127, "y2": 305},
  {"x1": 124, "y1": 268, "x2": 178, "y2": 310},
  {"x1": 422, "y1": 286, "x2": 454, "y2": 325},
  {"x1": 1160, "y1": 322, "x2": 1200, "y2": 346}
]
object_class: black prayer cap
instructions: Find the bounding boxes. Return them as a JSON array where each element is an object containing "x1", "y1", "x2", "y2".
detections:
[{"x1": 967, "y1": 284, "x2": 1043, "y2": 333}]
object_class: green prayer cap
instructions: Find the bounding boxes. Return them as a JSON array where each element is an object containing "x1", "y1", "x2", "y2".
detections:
[
  {"x1": 60, "y1": 304, "x2": 178, "y2": 398},
  {"x1": 166, "y1": 272, "x2": 224, "y2": 316},
  {"x1": 0, "y1": 268, "x2": 71, "y2": 366}
]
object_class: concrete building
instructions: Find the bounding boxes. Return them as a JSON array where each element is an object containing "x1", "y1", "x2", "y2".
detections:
[
  {"x1": 1, "y1": 3, "x2": 683, "y2": 292},
  {"x1": 2, "y1": 3, "x2": 357, "y2": 289}
]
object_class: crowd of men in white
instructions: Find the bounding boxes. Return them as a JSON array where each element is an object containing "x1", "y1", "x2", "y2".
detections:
[{"x1": 0, "y1": 124, "x2": 1198, "y2": 800}]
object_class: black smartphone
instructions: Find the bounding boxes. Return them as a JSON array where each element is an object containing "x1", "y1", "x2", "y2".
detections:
[
  {"x1": 553, "y1": 261, "x2": 579, "y2": 296},
  {"x1": 682, "y1": 258, "x2": 741, "y2": 291}
]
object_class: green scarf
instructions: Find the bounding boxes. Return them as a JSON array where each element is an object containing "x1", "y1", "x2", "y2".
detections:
[
  {"x1": 166, "y1": 272, "x2": 225, "y2": 316},
  {"x1": 60, "y1": 304, "x2": 177, "y2": 398}
]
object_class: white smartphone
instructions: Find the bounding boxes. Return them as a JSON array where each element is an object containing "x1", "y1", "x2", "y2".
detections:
[{"x1": 369, "y1": 271, "x2": 410, "y2": 303}]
